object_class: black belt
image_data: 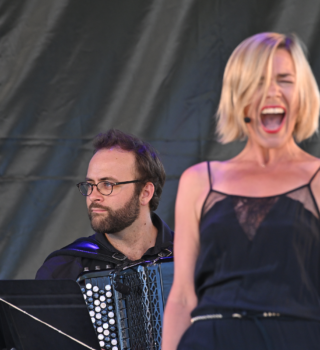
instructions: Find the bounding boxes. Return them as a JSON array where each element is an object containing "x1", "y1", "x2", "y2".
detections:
[{"x1": 191, "y1": 311, "x2": 283, "y2": 350}]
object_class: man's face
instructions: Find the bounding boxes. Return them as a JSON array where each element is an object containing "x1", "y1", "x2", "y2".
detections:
[{"x1": 85, "y1": 148, "x2": 141, "y2": 234}]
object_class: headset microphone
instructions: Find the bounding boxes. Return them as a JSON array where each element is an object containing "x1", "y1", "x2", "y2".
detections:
[{"x1": 244, "y1": 117, "x2": 251, "y2": 123}]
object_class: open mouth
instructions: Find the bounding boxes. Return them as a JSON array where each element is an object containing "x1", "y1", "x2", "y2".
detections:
[{"x1": 260, "y1": 107, "x2": 286, "y2": 133}]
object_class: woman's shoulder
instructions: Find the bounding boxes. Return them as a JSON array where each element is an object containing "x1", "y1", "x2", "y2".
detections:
[{"x1": 182, "y1": 160, "x2": 225, "y2": 178}]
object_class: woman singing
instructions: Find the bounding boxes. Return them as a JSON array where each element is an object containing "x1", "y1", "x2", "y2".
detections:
[{"x1": 162, "y1": 32, "x2": 320, "y2": 349}]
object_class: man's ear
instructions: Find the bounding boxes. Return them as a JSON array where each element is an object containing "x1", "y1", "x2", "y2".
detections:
[{"x1": 139, "y1": 182, "x2": 155, "y2": 206}]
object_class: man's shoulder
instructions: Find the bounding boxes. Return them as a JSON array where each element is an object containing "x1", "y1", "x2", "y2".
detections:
[{"x1": 44, "y1": 233, "x2": 122, "y2": 264}]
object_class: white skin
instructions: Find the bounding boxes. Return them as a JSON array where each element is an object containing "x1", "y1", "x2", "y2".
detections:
[
  {"x1": 162, "y1": 49, "x2": 320, "y2": 349},
  {"x1": 86, "y1": 147, "x2": 158, "y2": 260}
]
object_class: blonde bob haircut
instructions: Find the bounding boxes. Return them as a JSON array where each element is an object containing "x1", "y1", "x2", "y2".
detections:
[{"x1": 216, "y1": 32, "x2": 320, "y2": 144}]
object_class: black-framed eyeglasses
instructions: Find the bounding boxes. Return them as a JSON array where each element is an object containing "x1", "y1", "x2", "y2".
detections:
[{"x1": 76, "y1": 180, "x2": 142, "y2": 196}]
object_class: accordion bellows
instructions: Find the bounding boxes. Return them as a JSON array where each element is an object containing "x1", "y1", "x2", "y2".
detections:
[{"x1": 77, "y1": 258, "x2": 173, "y2": 350}]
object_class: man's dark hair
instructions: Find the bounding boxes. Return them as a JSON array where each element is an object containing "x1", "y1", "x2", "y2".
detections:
[{"x1": 93, "y1": 129, "x2": 166, "y2": 212}]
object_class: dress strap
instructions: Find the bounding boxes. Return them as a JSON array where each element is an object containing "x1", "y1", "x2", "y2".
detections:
[
  {"x1": 308, "y1": 166, "x2": 320, "y2": 184},
  {"x1": 207, "y1": 161, "x2": 213, "y2": 189}
]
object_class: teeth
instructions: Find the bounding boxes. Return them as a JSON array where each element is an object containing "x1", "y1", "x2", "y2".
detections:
[{"x1": 261, "y1": 107, "x2": 285, "y2": 114}]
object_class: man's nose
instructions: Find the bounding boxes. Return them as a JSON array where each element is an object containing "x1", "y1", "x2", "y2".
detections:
[{"x1": 88, "y1": 185, "x2": 103, "y2": 201}]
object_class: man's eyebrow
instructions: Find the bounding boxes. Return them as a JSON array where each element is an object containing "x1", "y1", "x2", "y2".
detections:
[{"x1": 85, "y1": 177, "x2": 118, "y2": 182}]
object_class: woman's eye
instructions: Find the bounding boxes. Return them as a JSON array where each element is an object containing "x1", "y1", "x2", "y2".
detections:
[{"x1": 279, "y1": 80, "x2": 293, "y2": 84}]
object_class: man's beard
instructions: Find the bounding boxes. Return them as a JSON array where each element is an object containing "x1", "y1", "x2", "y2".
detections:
[{"x1": 88, "y1": 192, "x2": 140, "y2": 234}]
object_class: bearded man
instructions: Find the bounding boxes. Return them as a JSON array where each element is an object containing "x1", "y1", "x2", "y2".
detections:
[{"x1": 36, "y1": 129, "x2": 173, "y2": 280}]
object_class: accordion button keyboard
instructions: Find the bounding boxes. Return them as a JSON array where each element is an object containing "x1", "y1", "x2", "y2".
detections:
[
  {"x1": 87, "y1": 290, "x2": 93, "y2": 297},
  {"x1": 106, "y1": 291, "x2": 112, "y2": 297},
  {"x1": 104, "y1": 329, "x2": 110, "y2": 336},
  {"x1": 96, "y1": 313, "x2": 102, "y2": 319},
  {"x1": 109, "y1": 319, "x2": 115, "y2": 325},
  {"x1": 98, "y1": 334, "x2": 104, "y2": 340},
  {"x1": 105, "y1": 285, "x2": 111, "y2": 291},
  {"x1": 94, "y1": 300, "x2": 100, "y2": 306},
  {"x1": 103, "y1": 323, "x2": 109, "y2": 329},
  {"x1": 93, "y1": 286, "x2": 99, "y2": 292},
  {"x1": 86, "y1": 283, "x2": 92, "y2": 289},
  {"x1": 108, "y1": 312, "x2": 114, "y2": 318},
  {"x1": 89, "y1": 311, "x2": 95, "y2": 317},
  {"x1": 99, "y1": 341, "x2": 105, "y2": 347},
  {"x1": 100, "y1": 303, "x2": 107, "y2": 309},
  {"x1": 100, "y1": 295, "x2": 106, "y2": 302},
  {"x1": 95, "y1": 306, "x2": 101, "y2": 312}
]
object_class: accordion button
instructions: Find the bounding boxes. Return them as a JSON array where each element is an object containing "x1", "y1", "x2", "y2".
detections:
[
  {"x1": 88, "y1": 305, "x2": 94, "y2": 310},
  {"x1": 99, "y1": 341, "x2": 105, "y2": 347},
  {"x1": 107, "y1": 299, "x2": 112, "y2": 304},
  {"x1": 89, "y1": 311, "x2": 95, "y2": 317},
  {"x1": 97, "y1": 327, "x2": 103, "y2": 333},
  {"x1": 111, "y1": 339, "x2": 117, "y2": 345},
  {"x1": 110, "y1": 326, "x2": 116, "y2": 332},
  {"x1": 86, "y1": 283, "x2": 92, "y2": 289},
  {"x1": 104, "y1": 329, "x2": 110, "y2": 336},
  {"x1": 93, "y1": 286, "x2": 99, "y2": 292},
  {"x1": 105, "y1": 337, "x2": 110, "y2": 342},
  {"x1": 96, "y1": 321, "x2": 102, "y2": 326},
  {"x1": 103, "y1": 323, "x2": 109, "y2": 329},
  {"x1": 83, "y1": 295, "x2": 87, "y2": 300},
  {"x1": 91, "y1": 317, "x2": 95, "y2": 323},
  {"x1": 112, "y1": 346, "x2": 118, "y2": 350},
  {"x1": 87, "y1": 291, "x2": 93, "y2": 297},
  {"x1": 105, "y1": 285, "x2": 112, "y2": 291},
  {"x1": 101, "y1": 303, "x2": 107, "y2": 309},
  {"x1": 108, "y1": 306, "x2": 113, "y2": 311},
  {"x1": 108, "y1": 312, "x2": 114, "y2": 318},
  {"x1": 95, "y1": 307, "x2": 101, "y2": 312},
  {"x1": 100, "y1": 296, "x2": 106, "y2": 302},
  {"x1": 102, "y1": 317, "x2": 108, "y2": 322},
  {"x1": 106, "y1": 345, "x2": 111, "y2": 349},
  {"x1": 88, "y1": 297, "x2": 93, "y2": 303},
  {"x1": 81, "y1": 288, "x2": 86, "y2": 293},
  {"x1": 96, "y1": 313, "x2": 102, "y2": 319},
  {"x1": 110, "y1": 333, "x2": 116, "y2": 338},
  {"x1": 109, "y1": 319, "x2": 115, "y2": 325},
  {"x1": 94, "y1": 300, "x2": 100, "y2": 306},
  {"x1": 106, "y1": 292, "x2": 112, "y2": 298},
  {"x1": 93, "y1": 293, "x2": 99, "y2": 299},
  {"x1": 98, "y1": 334, "x2": 104, "y2": 340}
]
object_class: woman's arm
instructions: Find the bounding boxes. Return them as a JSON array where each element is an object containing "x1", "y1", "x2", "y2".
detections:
[{"x1": 162, "y1": 163, "x2": 209, "y2": 350}]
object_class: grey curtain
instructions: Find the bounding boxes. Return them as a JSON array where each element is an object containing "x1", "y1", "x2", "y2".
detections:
[{"x1": 1, "y1": 0, "x2": 320, "y2": 279}]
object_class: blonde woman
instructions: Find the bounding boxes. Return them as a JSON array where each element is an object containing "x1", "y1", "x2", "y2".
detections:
[{"x1": 163, "y1": 33, "x2": 320, "y2": 350}]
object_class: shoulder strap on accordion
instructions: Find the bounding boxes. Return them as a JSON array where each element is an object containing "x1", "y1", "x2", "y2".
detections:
[
  {"x1": 45, "y1": 236, "x2": 173, "y2": 265},
  {"x1": 44, "y1": 236, "x2": 126, "y2": 264}
]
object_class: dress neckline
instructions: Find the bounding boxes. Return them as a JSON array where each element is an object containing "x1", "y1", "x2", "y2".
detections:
[
  {"x1": 206, "y1": 162, "x2": 320, "y2": 200},
  {"x1": 210, "y1": 183, "x2": 310, "y2": 199}
]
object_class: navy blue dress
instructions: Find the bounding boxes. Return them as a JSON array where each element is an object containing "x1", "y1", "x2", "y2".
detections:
[{"x1": 178, "y1": 163, "x2": 320, "y2": 350}]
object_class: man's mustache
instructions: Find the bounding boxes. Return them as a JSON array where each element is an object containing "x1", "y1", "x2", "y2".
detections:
[{"x1": 88, "y1": 203, "x2": 110, "y2": 213}]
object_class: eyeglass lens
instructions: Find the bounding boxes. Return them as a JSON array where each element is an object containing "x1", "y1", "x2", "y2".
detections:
[{"x1": 78, "y1": 182, "x2": 113, "y2": 196}]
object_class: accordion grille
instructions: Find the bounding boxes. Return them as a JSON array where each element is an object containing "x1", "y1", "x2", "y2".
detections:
[{"x1": 79, "y1": 264, "x2": 165, "y2": 350}]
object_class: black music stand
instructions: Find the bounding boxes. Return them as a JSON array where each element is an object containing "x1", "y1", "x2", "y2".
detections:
[{"x1": 0, "y1": 280, "x2": 100, "y2": 350}]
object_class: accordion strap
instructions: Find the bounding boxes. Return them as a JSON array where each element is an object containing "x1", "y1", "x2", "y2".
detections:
[{"x1": 45, "y1": 237, "x2": 173, "y2": 265}]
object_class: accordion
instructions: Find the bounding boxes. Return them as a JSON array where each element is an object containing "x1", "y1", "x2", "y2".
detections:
[{"x1": 77, "y1": 257, "x2": 173, "y2": 350}]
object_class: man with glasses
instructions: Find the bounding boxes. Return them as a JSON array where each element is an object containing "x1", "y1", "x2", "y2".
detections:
[{"x1": 36, "y1": 129, "x2": 173, "y2": 280}]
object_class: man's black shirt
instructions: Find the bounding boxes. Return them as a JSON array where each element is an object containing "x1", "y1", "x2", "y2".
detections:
[{"x1": 35, "y1": 213, "x2": 173, "y2": 280}]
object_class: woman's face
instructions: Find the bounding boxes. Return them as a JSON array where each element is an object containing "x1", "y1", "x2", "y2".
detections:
[{"x1": 245, "y1": 48, "x2": 299, "y2": 149}]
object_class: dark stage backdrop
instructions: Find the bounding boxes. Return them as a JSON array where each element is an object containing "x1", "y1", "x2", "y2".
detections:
[{"x1": 1, "y1": 0, "x2": 320, "y2": 279}]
